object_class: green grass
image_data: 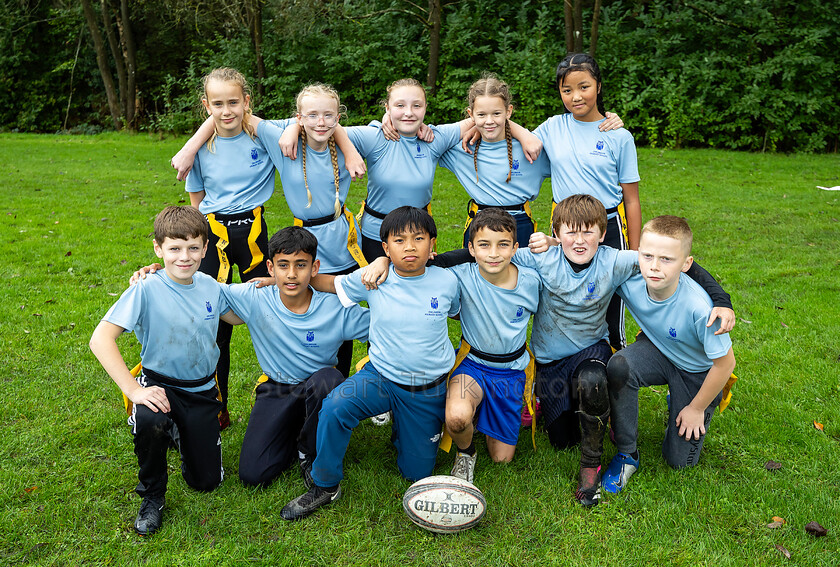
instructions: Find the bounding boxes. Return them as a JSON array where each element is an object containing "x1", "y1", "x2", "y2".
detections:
[{"x1": 1, "y1": 132, "x2": 839, "y2": 565}]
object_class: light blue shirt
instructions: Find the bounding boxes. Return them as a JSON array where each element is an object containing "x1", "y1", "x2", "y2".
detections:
[
  {"x1": 448, "y1": 263, "x2": 541, "y2": 370},
  {"x1": 185, "y1": 130, "x2": 275, "y2": 215},
  {"x1": 346, "y1": 122, "x2": 462, "y2": 240},
  {"x1": 221, "y1": 283, "x2": 369, "y2": 383},
  {"x1": 103, "y1": 271, "x2": 230, "y2": 391},
  {"x1": 258, "y1": 119, "x2": 360, "y2": 273},
  {"x1": 336, "y1": 265, "x2": 460, "y2": 385},
  {"x1": 618, "y1": 273, "x2": 732, "y2": 373},
  {"x1": 534, "y1": 113, "x2": 639, "y2": 212},
  {"x1": 439, "y1": 138, "x2": 550, "y2": 208},
  {"x1": 513, "y1": 246, "x2": 638, "y2": 363}
]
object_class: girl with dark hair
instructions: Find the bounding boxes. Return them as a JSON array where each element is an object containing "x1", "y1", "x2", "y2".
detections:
[{"x1": 535, "y1": 53, "x2": 641, "y2": 351}]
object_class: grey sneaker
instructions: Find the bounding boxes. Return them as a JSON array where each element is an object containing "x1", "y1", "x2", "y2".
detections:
[
  {"x1": 134, "y1": 496, "x2": 165, "y2": 536},
  {"x1": 370, "y1": 411, "x2": 392, "y2": 426},
  {"x1": 280, "y1": 485, "x2": 341, "y2": 521},
  {"x1": 450, "y1": 451, "x2": 477, "y2": 483}
]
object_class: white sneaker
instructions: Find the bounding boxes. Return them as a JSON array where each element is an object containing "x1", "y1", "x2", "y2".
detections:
[
  {"x1": 450, "y1": 451, "x2": 476, "y2": 483},
  {"x1": 370, "y1": 411, "x2": 392, "y2": 426}
]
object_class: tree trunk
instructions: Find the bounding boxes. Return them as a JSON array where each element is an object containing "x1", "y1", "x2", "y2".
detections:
[
  {"x1": 118, "y1": 0, "x2": 137, "y2": 129},
  {"x1": 563, "y1": 0, "x2": 574, "y2": 52},
  {"x1": 100, "y1": 0, "x2": 127, "y2": 120},
  {"x1": 573, "y1": 0, "x2": 583, "y2": 52},
  {"x1": 589, "y1": 0, "x2": 602, "y2": 56},
  {"x1": 248, "y1": 0, "x2": 266, "y2": 98},
  {"x1": 426, "y1": 0, "x2": 442, "y2": 94},
  {"x1": 80, "y1": 0, "x2": 121, "y2": 129}
]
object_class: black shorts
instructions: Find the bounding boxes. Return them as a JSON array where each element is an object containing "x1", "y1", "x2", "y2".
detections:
[{"x1": 202, "y1": 208, "x2": 270, "y2": 283}]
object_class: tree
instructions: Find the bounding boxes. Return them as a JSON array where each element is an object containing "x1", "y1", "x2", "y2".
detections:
[
  {"x1": 79, "y1": 0, "x2": 137, "y2": 129},
  {"x1": 344, "y1": 0, "x2": 459, "y2": 93},
  {"x1": 563, "y1": 0, "x2": 602, "y2": 55}
]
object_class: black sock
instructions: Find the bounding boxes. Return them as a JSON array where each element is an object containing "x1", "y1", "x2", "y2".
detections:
[
  {"x1": 629, "y1": 451, "x2": 639, "y2": 461},
  {"x1": 458, "y1": 442, "x2": 476, "y2": 457}
]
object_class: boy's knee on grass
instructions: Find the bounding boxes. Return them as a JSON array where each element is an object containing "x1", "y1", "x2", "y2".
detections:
[
  {"x1": 489, "y1": 451, "x2": 514, "y2": 463},
  {"x1": 183, "y1": 471, "x2": 222, "y2": 493},
  {"x1": 238, "y1": 469, "x2": 273, "y2": 489}
]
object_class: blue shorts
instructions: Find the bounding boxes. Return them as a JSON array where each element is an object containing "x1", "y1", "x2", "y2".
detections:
[{"x1": 452, "y1": 357, "x2": 526, "y2": 446}]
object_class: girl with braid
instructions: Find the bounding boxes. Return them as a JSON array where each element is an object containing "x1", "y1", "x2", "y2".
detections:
[
  {"x1": 170, "y1": 80, "x2": 366, "y2": 380},
  {"x1": 255, "y1": 83, "x2": 368, "y2": 377},
  {"x1": 440, "y1": 75, "x2": 551, "y2": 249}
]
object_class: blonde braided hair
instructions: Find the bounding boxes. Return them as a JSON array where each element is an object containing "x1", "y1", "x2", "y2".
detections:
[
  {"x1": 328, "y1": 136, "x2": 341, "y2": 219},
  {"x1": 296, "y1": 83, "x2": 346, "y2": 218}
]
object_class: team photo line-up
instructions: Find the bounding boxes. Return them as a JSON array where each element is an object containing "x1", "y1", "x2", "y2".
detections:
[{"x1": 89, "y1": 53, "x2": 737, "y2": 536}]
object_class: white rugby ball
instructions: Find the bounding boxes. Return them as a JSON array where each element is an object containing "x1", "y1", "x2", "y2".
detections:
[{"x1": 402, "y1": 475, "x2": 486, "y2": 533}]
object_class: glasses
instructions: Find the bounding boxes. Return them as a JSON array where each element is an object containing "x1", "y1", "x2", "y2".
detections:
[{"x1": 301, "y1": 113, "x2": 338, "y2": 127}]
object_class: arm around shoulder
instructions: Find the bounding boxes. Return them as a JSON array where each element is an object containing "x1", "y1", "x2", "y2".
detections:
[
  {"x1": 686, "y1": 261, "x2": 735, "y2": 334},
  {"x1": 220, "y1": 310, "x2": 244, "y2": 326},
  {"x1": 508, "y1": 120, "x2": 542, "y2": 163},
  {"x1": 310, "y1": 274, "x2": 337, "y2": 294},
  {"x1": 171, "y1": 117, "x2": 215, "y2": 181}
]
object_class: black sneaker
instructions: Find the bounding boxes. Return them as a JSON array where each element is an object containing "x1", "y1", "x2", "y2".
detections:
[
  {"x1": 280, "y1": 485, "x2": 341, "y2": 521},
  {"x1": 299, "y1": 456, "x2": 314, "y2": 489},
  {"x1": 134, "y1": 496, "x2": 165, "y2": 535}
]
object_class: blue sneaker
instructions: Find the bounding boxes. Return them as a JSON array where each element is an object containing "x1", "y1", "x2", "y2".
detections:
[{"x1": 601, "y1": 453, "x2": 639, "y2": 494}]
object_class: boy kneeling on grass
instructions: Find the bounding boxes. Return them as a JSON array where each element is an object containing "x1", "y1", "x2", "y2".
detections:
[
  {"x1": 280, "y1": 206, "x2": 460, "y2": 521},
  {"x1": 601, "y1": 215, "x2": 736, "y2": 494},
  {"x1": 220, "y1": 226, "x2": 370, "y2": 490},
  {"x1": 363, "y1": 208, "x2": 542, "y2": 483},
  {"x1": 89, "y1": 206, "x2": 240, "y2": 536},
  {"x1": 481, "y1": 195, "x2": 733, "y2": 507},
  {"x1": 130, "y1": 226, "x2": 371, "y2": 490}
]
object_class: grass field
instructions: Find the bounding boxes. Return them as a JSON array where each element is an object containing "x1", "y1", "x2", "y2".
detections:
[{"x1": 1, "y1": 132, "x2": 838, "y2": 566}]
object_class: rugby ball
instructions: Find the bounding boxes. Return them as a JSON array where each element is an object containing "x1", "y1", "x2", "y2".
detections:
[{"x1": 402, "y1": 475, "x2": 486, "y2": 533}]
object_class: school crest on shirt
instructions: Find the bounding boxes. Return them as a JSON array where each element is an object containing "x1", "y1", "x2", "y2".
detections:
[
  {"x1": 512, "y1": 159, "x2": 520, "y2": 171},
  {"x1": 413, "y1": 140, "x2": 428, "y2": 160},
  {"x1": 516, "y1": 306, "x2": 524, "y2": 318},
  {"x1": 430, "y1": 297, "x2": 439, "y2": 309},
  {"x1": 582, "y1": 281, "x2": 601, "y2": 303},
  {"x1": 303, "y1": 330, "x2": 319, "y2": 348},
  {"x1": 669, "y1": 327, "x2": 677, "y2": 338},
  {"x1": 203, "y1": 301, "x2": 215, "y2": 320},
  {"x1": 590, "y1": 139, "x2": 608, "y2": 159},
  {"x1": 249, "y1": 148, "x2": 265, "y2": 168}
]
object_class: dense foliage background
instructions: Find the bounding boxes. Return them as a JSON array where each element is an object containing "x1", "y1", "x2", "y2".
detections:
[{"x1": 4, "y1": 0, "x2": 839, "y2": 151}]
